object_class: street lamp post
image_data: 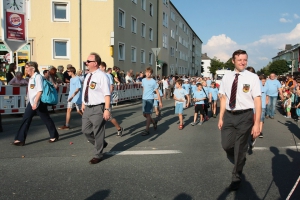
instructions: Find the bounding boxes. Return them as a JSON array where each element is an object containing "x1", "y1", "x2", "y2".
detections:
[{"x1": 151, "y1": 48, "x2": 161, "y2": 77}]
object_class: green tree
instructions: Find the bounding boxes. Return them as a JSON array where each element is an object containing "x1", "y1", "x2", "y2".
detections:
[
  {"x1": 209, "y1": 57, "x2": 224, "y2": 76},
  {"x1": 268, "y1": 60, "x2": 289, "y2": 75},
  {"x1": 224, "y1": 58, "x2": 235, "y2": 71}
]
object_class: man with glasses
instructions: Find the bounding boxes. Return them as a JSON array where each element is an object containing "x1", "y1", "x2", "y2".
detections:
[{"x1": 82, "y1": 53, "x2": 111, "y2": 164}]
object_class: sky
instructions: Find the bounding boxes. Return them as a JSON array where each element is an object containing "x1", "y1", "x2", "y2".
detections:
[{"x1": 171, "y1": 0, "x2": 300, "y2": 71}]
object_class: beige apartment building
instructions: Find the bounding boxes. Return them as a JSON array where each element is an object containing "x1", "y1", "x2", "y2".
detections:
[{"x1": 0, "y1": 0, "x2": 201, "y2": 77}]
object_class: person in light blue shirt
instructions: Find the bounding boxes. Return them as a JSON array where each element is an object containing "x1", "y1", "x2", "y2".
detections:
[
  {"x1": 173, "y1": 79, "x2": 190, "y2": 130},
  {"x1": 191, "y1": 83, "x2": 206, "y2": 126},
  {"x1": 266, "y1": 73, "x2": 283, "y2": 119},
  {"x1": 206, "y1": 78, "x2": 212, "y2": 87},
  {"x1": 259, "y1": 75, "x2": 269, "y2": 138},
  {"x1": 141, "y1": 67, "x2": 162, "y2": 135},
  {"x1": 191, "y1": 80, "x2": 197, "y2": 105},
  {"x1": 58, "y1": 66, "x2": 82, "y2": 130},
  {"x1": 182, "y1": 80, "x2": 191, "y2": 96},
  {"x1": 209, "y1": 82, "x2": 219, "y2": 118}
]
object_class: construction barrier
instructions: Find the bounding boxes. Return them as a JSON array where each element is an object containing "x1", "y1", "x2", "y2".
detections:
[{"x1": 0, "y1": 83, "x2": 143, "y2": 114}]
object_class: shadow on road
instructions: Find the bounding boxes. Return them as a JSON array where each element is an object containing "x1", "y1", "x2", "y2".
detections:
[
  {"x1": 217, "y1": 174, "x2": 260, "y2": 199},
  {"x1": 85, "y1": 189, "x2": 110, "y2": 200},
  {"x1": 173, "y1": 192, "x2": 193, "y2": 200},
  {"x1": 269, "y1": 146, "x2": 300, "y2": 199}
]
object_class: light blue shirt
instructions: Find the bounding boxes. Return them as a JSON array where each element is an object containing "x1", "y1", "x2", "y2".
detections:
[
  {"x1": 261, "y1": 82, "x2": 269, "y2": 108},
  {"x1": 266, "y1": 79, "x2": 281, "y2": 97},
  {"x1": 142, "y1": 78, "x2": 157, "y2": 100},
  {"x1": 182, "y1": 83, "x2": 191, "y2": 94},
  {"x1": 206, "y1": 80, "x2": 212, "y2": 87},
  {"x1": 69, "y1": 76, "x2": 82, "y2": 104},
  {"x1": 191, "y1": 85, "x2": 197, "y2": 94},
  {"x1": 174, "y1": 88, "x2": 188, "y2": 104},
  {"x1": 209, "y1": 88, "x2": 219, "y2": 101},
  {"x1": 106, "y1": 73, "x2": 113, "y2": 85},
  {"x1": 203, "y1": 86, "x2": 209, "y2": 98},
  {"x1": 194, "y1": 90, "x2": 206, "y2": 104}
]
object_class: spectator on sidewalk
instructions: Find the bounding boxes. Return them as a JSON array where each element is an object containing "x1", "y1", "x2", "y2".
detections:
[
  {"x1": 63, "y1": 64, "x2": 72, "y2": 84},
  {"x1": 125, "y1": 71, "x2": 134, "y2": 84},
  {"x1": 8, "y1": 71, "x2": 28, "y2": 86},
  {"x1": 6, "y1": 63, "x2": 16, "y2": 84},
  {"x1": 58, "y1": 66, "x2": 83, "y2": 130},
  {"x1": 56, "y1": 65, "x2": 64, "y2": 83}
]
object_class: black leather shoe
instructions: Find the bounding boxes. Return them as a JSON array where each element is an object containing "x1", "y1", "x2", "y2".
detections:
[
  {"x1": 12, "y1": 141, "x2": 25, "y2": 146},
  {"x1": 228, "y1": 181, "x2": 241, "y2": 191},
  {"x1": 89, "y1": 158, "x2": 103, "y2": 164},
  {"x1": 104, "y1": 141, "x2": 108, "y2": 148}
]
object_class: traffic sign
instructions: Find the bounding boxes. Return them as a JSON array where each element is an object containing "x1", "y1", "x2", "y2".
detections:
[{"x1": 151, "y1": 48, "x2": 161, "y2": 56}]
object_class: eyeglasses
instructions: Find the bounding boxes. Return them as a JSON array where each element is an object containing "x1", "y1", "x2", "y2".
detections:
[{"x1": 86, "y1": 60, "x2": 96, "y2": 63}]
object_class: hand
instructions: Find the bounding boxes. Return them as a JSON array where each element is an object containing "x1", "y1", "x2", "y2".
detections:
[
  {"x1": 32, "y1": 103, "x2": 37, "y2": 110},
  {"x1": 251, "y1": 123, "x2": 260, "y2": 138},
  {"x1": 103, "y1": 110, "x2": 110, "y2": 120},
  {"x1": 159, "y1": 102, "x2": 163, "y2": 108},
  {"x1": 81, "y1": 104, "x2": 85, "y2": 113},
  {"x1": 68, "y1": 97, "x2": 73, "y2": 102},
  {"x1": 218, "y1": 119, "x2": 223, "y2": 130}
]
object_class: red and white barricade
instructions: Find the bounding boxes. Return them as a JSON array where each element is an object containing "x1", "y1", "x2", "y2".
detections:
[{"x1": 0, "y1": 86, "x2": 27, "y2": 114}]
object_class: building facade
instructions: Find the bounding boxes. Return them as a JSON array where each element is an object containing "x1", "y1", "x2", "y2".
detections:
[
  {"x1": 272, "y1": 44, "x2": 300, "y2": 73},
  {"x1": 201, "y1": 53, "x2": 212, "y2": 78},
  {"x1": 0, "y1": 0, "x2": 201, "y2": 77}
]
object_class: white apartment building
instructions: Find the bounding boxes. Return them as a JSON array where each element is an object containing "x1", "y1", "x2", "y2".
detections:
[{"x1": 201, "y1": 53, "x2": 212, "y2": 78}]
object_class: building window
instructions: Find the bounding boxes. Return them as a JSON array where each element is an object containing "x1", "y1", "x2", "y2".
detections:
[
  {"x1": 118, "y1": 9, "x2": 125, "y2": 28},
  {"x1": 53, "y1": 39, "x2": 70, "y2": 59},
  {"x1": 141, "y1": 50, "x2": 145, "y2": 63},
  {"x1": 131, "y1": 17, "x2": 137, "y2": 33},
  {"x1": 132, "y1": 0, "x2": 137, "y2": 4},
  {"x1": 141, "y1": 0, "x2": 146, "y2": 10},
  {"x1": 131, "y1": 46, "x2": 136, "y2": 62},
  {"x1": 163, "y1": 0, "x2": 168, "y2": 6},
  {"x1": 170, "y1": 47, "x2": 175, "y2": 57},
  {"x1": 52, "y1": 2, "x2": 69, "y2": 22},
  {"x1": 171, "y1": 29, "x2": 175, "y2": 39},
  {"x1": 176, "y1": 41, "x2": 178, "y2": 49},
  {"x1": 171, "y1": 11, "x2": 175, "y2": 21},
  {"x1": 150, "y1": 3, "x2": 153, "y2": 16},
  {"x1": 118, "y1": 42, "x2": 125, "y2": 60},
  {"x1": 149, "y1": 27, "x2": 153, "y2": 41},
  {"x1": 163, "y1": 34, "x2": 168, "y2": 48},
  {"x1": 149, "y1": 52, "x2": 153, "y2": 65},
  {"x1": 176, "y1": 25, "x2": 178, "y2": 35},
  {"x1": 163, "y1": 12, "x2": 168, "y2": 27},
  {"x1": 141, "y1": 23, "x2": 146, "y2": 38}
]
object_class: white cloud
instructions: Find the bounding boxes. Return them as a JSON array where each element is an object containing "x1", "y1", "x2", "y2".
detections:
[
  {"x1": 279, "y1": 18, "x2": 292, "y2": 23},
  {"x1": 203, "y1": 23, "x2": 300, "y2": 70},
  {"x1": 294, "y1": 14, "x2": 300, "y2": 19},
  {"x1": 282, "y1": 13, "x2": 289, "y2": 17}
]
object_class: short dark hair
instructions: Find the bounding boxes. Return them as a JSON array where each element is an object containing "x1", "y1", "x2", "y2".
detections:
[
  {"x1": 232, "y1": 49, "x2": 247, "y2": 60},
  {"x1": 43, "y1": 70, "x2": 49, "y2": 75},
  {"x1": 196, "y1": 83, "x2": 202, "y2": 87},
  {"x1": 90, "y1": 52, "x2": 101, "y2": 65},
  {"x1": 176, "y1": 79, "x2": 183, "y2": 86},
  {"x1": 100, "y1": 62, "x2": 107, "y2": 69},
  {"x1": 27, "y1": 61, "x2": 40, "y2": 73},
  {"x1": 246, "y1": 66, "x2": 255, "y2": 73},
  {"x1": 113, "y1": 66, "x2": 118, "y2": 70},
  {"x1": 107, "y1": 68, "x2": 112, "y2": 71},
  {"x1": 69, "y1": 66, "x2": 76, "y2": 74},
  {"x1": 259, "y1": 74, "x2": 266, "y2": 80},
  {"x1": 145, "y1": 67, "x2": 153, "y2": 74}
]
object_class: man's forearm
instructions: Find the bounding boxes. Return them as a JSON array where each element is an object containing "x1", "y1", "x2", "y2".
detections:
[
  {"x1": 219, "y1": 95, "x2": 226, "y2": 120},
  {"x1": 254, "y1": 97, "x2": 262, "y2": 125}
]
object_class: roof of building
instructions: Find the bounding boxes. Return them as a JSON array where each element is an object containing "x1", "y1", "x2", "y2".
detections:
[
  {"x1": 272, "y1": 43, "x2": 300, "y2": 59},
  {"x1": 201, "y1": 53, "x2": 211, "y2": 60}
]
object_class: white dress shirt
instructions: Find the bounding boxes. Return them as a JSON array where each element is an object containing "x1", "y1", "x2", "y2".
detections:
[
  {"x1": 219, "y1": 70, "x2": 261, "y2": 110},
  {"x1": 82, "y1": 69, "x2": 110, "y2": 105},
  {"x1": 28, "y1": 72, "x2": 43, "y2": 107}
]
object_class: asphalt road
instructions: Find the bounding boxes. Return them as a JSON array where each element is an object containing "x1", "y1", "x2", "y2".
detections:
[{"x1": 0, "y1": 100, "x2": 300, "y2": 200}]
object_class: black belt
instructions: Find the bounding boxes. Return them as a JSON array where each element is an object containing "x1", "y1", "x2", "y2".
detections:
[
  {"x1": 226, "y1": 108, "x2": 252, "y2": 115},
  {"x1": 86, "y1": 103, "x2": 104, "y2": 108}
]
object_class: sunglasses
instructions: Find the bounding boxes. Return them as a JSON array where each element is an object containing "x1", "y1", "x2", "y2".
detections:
[{"x1": 86, "y1": 60, "x2": 96, "y2": 63}]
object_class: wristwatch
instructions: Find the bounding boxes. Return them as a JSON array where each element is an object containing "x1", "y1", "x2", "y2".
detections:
[{"x1": 104, "y1": 108, "x2": 111, "y2": 112}]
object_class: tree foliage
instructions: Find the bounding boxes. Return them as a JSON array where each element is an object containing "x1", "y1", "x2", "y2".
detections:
[
  {"x1": 268, "y1": 60, "x2": 289, "y2": 75},
  {"x1": 209, "y1": 57, "x2": 224, "y2": 76},
  {"x1": 224, "y1": 58, "x2": 235, "y2": 71}
]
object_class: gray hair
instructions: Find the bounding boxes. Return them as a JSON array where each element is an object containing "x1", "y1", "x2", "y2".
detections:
[
  {"x1": 15, "y1": 71, "x2": 23, "y2": 76},
  {"x1": 57, "y1": 65, "x2": 64, "y2": 71}
]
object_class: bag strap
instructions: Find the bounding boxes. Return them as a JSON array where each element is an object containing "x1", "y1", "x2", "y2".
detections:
[{"x1": 203, "y1": 87, "x2": 208, "y2": 98}]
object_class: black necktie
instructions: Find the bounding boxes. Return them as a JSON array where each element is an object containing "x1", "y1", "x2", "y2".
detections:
[
  {"x1": 229, "y1": 74, "x2": 239, "y2": 109},
  {"x1": 84, "y1": 74, "x2": 93, "y2": 103}
]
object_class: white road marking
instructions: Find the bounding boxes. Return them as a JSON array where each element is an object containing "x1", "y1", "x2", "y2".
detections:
[
  {"x1": 105, "y1": 150, "x2": 182, "y2": 155},
  {"x1": 254, "y1": 146, "x2": 299, "y2": 150}
]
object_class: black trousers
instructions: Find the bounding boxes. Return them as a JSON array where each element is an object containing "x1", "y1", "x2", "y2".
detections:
[
  {"x1": 14, "y1": 102, "x2": 59, "y2": 142},
  {"x1": 221, "y1": 110, "x2": 253, "y2": 182}
]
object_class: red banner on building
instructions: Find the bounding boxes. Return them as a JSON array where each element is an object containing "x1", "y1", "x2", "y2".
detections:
[{"x1": 5, "y1": 11, "x2": 26, "y2": 41}]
